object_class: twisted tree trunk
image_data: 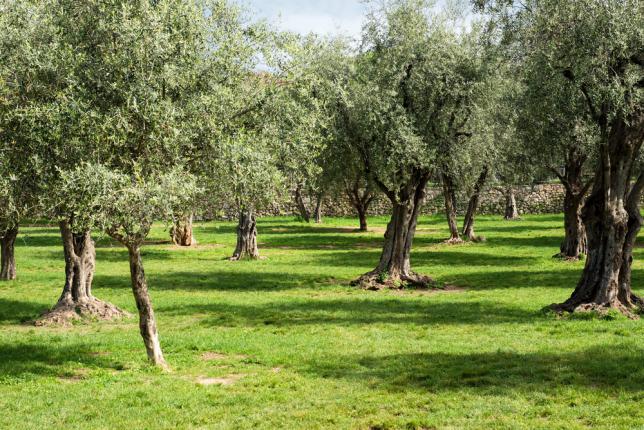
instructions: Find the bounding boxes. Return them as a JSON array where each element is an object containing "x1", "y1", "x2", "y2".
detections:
[
  {"x1": 0, "y1": 225, "x2": 18, "y2": 281},
  {"x1": 346, "y1": 178, "x2": 375, "y2": 232},
  {"x1": 38, "y1": 221, "x2": 126, "y2": 325},
  {"x1": 553, "y1": 148, "x2": 591, "y2": 259},
  {"x1": 504, "y1": 187, "x2": 520, "y2": 220},
  {"x1": 127, "y1": 244, "x2": 167, "y2": 368},
  {"x1": 230, "y1": 209, "x2": 260, "y2": 261},
  {"x1": 559, "y1": 193, "x2": 587, "y2": 259},
  {"x1": 441, "y1": 172, "x2": 462, "y2": 243},
  {"x1": 352, "y1": 172, "x2": 432, "y2": 289},
  {"x1": 171, "y1": 214, "x2": 196, "y2": 246},
  {"x1": 462, "y1": 166, "x2": 488, "y2": 241},
  {"x1": 552, "y1": 115, "x2": 643, "y2": 317},
  {"x1": 294, "y1": 185, "x2": 311, "y2": 223}
]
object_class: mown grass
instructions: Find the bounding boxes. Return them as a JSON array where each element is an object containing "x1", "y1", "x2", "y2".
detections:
[{"x1": 0, "y1": 214, "x2": 642, "y2": 430}]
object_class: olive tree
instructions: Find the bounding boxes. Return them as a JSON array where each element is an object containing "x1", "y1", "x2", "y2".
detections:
[
  {"x1": 481, "y1": 0, "x2": 644, "y2": 315},
  {"x1": 344, "y1": 0, "x2": 491, "y2": 289},
  {"x1": 517, "y1": 68, "x2": 597, "y2": 259}
]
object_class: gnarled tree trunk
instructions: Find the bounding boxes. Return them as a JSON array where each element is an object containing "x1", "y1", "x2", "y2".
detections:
[
  {"x1": 1, "y1": 225, "x2": 18, "y2": 281},
  {"x1": 553, "y1": 148, "x2": 591, "y2": 260},
  {"x1": 230, "y1": 209, "x2": 260, "y2": 261},
  {"x1": 346, "y1": 178, "x2": 375, "y2": 232},
  {"x1": 38, "y1": 221, "x2": 126, "y2": 325},
  {"x1": 552, "y1": 116, "x2": 643, "y2": 317},
  {"x1": 294, "y1": 185, "x2": 311, "y2": 223},
  {"x1": 504, "y1": 187, "x2": 520, "y2": 220},
  {"x1": 171, "y1": 214, "x2": 196, "y2": 246},
  {"x1": 441, "y1": 172, "x2": 462, "y2": 243},
  {"x1": 462, "y1": 166, "x2": 488, "y2": 241},
  {"x1": 127, "y1": 244, "x2": 167, "y2": 368},
  {"x1": 352, "y1": 172, "x2": 432, "y2": 289},
  {"x1": 559, "y1": 193, "x2": 587, "y2": 260}
]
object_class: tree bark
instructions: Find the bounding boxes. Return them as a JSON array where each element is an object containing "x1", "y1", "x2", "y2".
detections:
[
  {"x1": 294, "y1": 185, "x2": 311, "y2": 223},
  {"x1": 171, "y1": 214, "x2": 196, "y2": 246},
  {"x1": 314, "y1": 193, "x2": 324, "y2": 224},
  {"x1": 462, "y1": 166, "x2": 488, "y2": 241},
  {"x1": 552, "y1": 115, "x2": 643, "y2": 316},
  {"x1": 230, "y1": 209, "x2": 260, "y2": 261},
  {"x1": 346, "y1": 178, "x2": 375, "y2": 232},
  {"x1": 0, "y1": 225, "x2": 18, "y2": 281},
  {"x1": 37, "y1": 221, "x2": 126, "y2": 325},
  {"x1": 441, "y1": 172, "x2": 462, "y2": 243},
  {"x1": 127, "y1": 244, "x2": 167, "y2": 368},
  {"x1": 504, "y1": 187, "x2": 520, "y2": 220},
  {"x1": 553, "y1": 148, "x2": 591, "y2": 259},
  {"x1": 352, "y1": 172, "x2": 433, "y2": 289},
  {"x1": 559, "y1": 194, "x2": 587, "y2": 259}
]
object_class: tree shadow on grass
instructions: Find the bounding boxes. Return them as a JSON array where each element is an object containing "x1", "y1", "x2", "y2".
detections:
[
  {"x1": 314, "y1": 250, "x2": 540, "y2": 269},
  {"x1": 0, "y1": 299, "x2": 47, "y2": 324},
  {"x1": 483, "y1": 235, "x2": 563, "y2": 249},
  {"x1": 0, "y1": 343, "x2": 121, "y2": 379},
  {"x1": 300, "y1": 346, "x2": 644, "y2": 394},
  {"x1": 158, "y1": 298, "x2": 538, "y2": 327},
  {"x1": 93, "y1": 269, "x2": 338, "y2": 292}
]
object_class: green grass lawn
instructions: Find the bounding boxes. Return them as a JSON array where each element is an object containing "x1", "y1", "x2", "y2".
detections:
[{"x1": 0, "y1": 214, "x2": 642, "y2": 430}]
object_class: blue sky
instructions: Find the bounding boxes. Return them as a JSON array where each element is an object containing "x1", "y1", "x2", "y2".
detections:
[{"x1": 243, "y1": 0, "x2": 368, "y2": 37}]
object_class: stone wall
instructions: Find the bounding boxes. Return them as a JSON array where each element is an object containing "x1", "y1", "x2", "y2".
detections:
[{"x1": 200, "y1": 183, "x2": 568, "y2": 220}]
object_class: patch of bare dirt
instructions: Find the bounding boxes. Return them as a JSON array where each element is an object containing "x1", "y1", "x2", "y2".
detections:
[
  {"x1": 200, "y1": 352, "x2": 249, "y2": 362},
  {"x1": 197, "y1": 374, "x2": 245, "y2": 386},
  {"x1": 58, "y1": 368, "x2": 90, "y2": 383}
]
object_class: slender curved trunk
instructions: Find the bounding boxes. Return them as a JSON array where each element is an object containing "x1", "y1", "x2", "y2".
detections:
[
  {"x1": 353, "y1": 172, "x2": 432, "y2": 289},
  {"x1": 171, "y1": 214, "x2": 195, "y2": 246},
  {"x1": 504, "y1": 187, "x2": 520, "y2": 220},
  {"x1": 462, "y1": 166, "x2": 488, "y2": 241},
  {"x1": 314, "y1": 193, "x2": 324, "y2": 224},
  {"x1": 1, "y1": 225, "x2": 18, "y2": 281},
  {"x1": 554, "y1": 116, "x2": 643, "y2": 316},
  {"x1": 230, "y1": 209, "x2": 260, "y2": 261},
  {"x1": 127, "y1": 244, "x2": 166, "y2": 368},
  {"x1": 441, "y1": 172, "x2": 461, "y2": 243},
  {"x1": 294, "y1": 185, "x2": 311, "y2": 223}
]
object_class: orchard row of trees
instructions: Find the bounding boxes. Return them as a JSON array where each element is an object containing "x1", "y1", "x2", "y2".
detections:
[{"x1": 0, "y1": 0, "x2": 642, "y2": 366}]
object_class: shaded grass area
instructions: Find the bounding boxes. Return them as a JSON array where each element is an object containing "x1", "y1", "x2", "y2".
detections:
[{"x1": 0, "y1": 214, "x2": 642, "y2": 429}]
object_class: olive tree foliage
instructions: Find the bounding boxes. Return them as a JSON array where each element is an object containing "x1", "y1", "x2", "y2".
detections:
[
  {"x1": 340, "y1": 0, "x2": 492, "y2": 289},
  {"x1": 479, "y1": 0, "x2": 644, "y2": 315}
]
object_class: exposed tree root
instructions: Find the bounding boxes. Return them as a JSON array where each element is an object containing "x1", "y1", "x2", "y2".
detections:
[
  {"x1": 229, "y1": 255, "x2": 267, "y2": 262},
  {"x1": 547, "y1": 296, "x2": 642, "y2": 320},
  {"x1": 35, "y1": 299, "x2": 129, "y2": 326},
  {"x1": 351, "y1": 271, "x2": 435, "y2": 291},
  {"x1": 443, "y1": 237, "x2": 465, "y2": 245},
  {"x1": 465, "y1": 235, "x2": 487, "y2": 243},
  {"x1": 551, "y1": 252, "x2": 583, "y2": 262}
]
